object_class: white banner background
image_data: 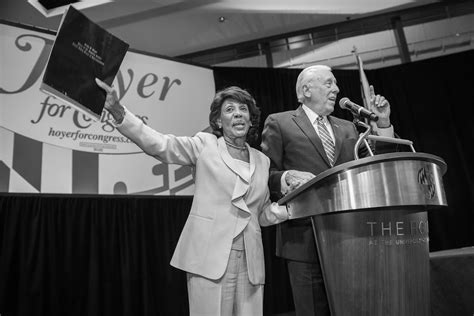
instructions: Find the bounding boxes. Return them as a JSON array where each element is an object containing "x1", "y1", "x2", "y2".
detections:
[{"x1": 0, "y1": 22, "x2": 216, "y2": 195}]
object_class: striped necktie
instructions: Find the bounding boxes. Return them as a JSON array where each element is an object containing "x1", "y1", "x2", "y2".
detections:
[{"x1": 316, "y1": 116, "x2": 335, "y2": 166}]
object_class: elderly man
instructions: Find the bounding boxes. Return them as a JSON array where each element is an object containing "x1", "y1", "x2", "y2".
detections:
[{"x1": 261, "y1": 65, "x2": 395, "y2": 315}]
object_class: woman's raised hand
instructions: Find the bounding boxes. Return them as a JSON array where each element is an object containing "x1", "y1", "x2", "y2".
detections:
[{"x1": 95, "y1": 78, "x2": 125, "y2": 122}]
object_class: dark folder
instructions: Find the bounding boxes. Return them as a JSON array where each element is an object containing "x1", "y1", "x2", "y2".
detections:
[{"x1": 41, "y1": 5, "x2": 129, "y2": 120}]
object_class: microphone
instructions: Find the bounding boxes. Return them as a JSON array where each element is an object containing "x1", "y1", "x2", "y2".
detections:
[{"x1": 339, "y1": 97, "x2": 378, "y2": 121}]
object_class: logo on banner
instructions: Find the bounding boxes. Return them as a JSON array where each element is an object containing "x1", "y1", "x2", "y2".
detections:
[
  {"x1": 1, "y1": 23, "x2": 215, "y2": 195},
  {"x1": 0, "y1": 25, "x2": 213, "y2": 154}
]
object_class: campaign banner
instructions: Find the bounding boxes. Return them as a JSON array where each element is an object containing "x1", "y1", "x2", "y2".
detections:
[{"x1": 0, "y1": 22, "x2": 215, "y2": 195}]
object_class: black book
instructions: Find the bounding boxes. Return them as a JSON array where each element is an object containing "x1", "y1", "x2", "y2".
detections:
[{"x1": 41, "y1": 5, "x2": 129, "y2": 120}]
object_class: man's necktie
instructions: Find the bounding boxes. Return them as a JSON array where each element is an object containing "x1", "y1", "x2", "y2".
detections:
[{"x1": 316, "y1": 116, "x2": 335, "y2": 166}]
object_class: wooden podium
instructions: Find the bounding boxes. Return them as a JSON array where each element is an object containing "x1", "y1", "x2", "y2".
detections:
[{"x1": 278, "y1": 152, "x2": 447, "y2": 316}]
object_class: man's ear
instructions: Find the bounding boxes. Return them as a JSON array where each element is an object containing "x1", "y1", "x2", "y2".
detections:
[{"x1": 303, "y1": 85, "x2": 311, "y2": 98}]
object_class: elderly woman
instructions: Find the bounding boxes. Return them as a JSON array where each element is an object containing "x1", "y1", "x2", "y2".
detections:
[{"x1": 96, "y1": 80, "x2": 288, "y2": 316}]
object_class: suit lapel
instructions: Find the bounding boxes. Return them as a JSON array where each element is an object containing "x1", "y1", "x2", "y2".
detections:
[
  {"x1": 292, "y1": 106, "x2": 332, "y2": 167},
  {"x1": 248, "y1": 146, "x2": 256, "y2": 180},
  {"x1": 217, "y1": 137, "x2": 251, "y2": 215},
  {"x1": 217, "y1": 137, "x2": 250, "y2": 183}
]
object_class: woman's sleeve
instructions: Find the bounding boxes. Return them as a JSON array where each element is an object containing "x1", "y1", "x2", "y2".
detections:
[
  {"x1": 258, "y1": 188, "x2": 289, "y2": 227},
  {"x1": 116, "y1": 108, "x2": 210, "y2": 166}
]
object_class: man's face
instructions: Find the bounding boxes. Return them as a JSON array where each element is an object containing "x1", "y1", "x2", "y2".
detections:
[{"x1": 303, "y1": 69, "x2": 339, "y2": 116}]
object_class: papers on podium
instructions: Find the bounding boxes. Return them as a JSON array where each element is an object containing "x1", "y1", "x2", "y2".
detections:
[{"x1": 41, "y1": 5, "x2": 129, "y2": 120}]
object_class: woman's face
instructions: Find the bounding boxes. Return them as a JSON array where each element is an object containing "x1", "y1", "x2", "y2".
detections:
[{"x1": 217, "y1": 98, "x2": 251, "y2": 140}]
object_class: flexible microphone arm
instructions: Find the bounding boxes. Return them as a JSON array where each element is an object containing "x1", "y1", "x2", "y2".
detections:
[
  {"x1": 353, "y1": 119, "x2": 416, "y2": 160},
  {"x1": 353, "y1": 119, "x2": 373, "y2": 160}
]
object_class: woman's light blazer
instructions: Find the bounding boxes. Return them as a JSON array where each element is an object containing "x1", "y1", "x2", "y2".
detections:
[{"x1": 117, "y1": 109, "x2": 285, "y2": 285}]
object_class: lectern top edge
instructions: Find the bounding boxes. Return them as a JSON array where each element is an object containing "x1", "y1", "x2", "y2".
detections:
[{"x1": 278, "y1": 152, "x2": 447, "y2": 205}]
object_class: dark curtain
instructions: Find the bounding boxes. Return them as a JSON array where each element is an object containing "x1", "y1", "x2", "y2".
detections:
[
  {"x1": 0, "y1": 195, "x2": 192, "y2": 316},
  {"x1": 367, "y1": 54, "x2": 474, "y2": 251},
  {"x1": 1, "y1": 50, "x2": 473, "y2": 316}
]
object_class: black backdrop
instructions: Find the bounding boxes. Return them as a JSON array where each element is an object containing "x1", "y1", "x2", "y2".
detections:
[{"x1": 1, "y1": 50, "x2": 473, "y2": 316}]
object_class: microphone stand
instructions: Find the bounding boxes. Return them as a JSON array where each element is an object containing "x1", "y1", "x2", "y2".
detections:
[
  {"x1": 352, "y1": 116, "x2": 417, "y2": 160},
  {"x1": 353, "y1": 117, "x2": 374, "y2": 159}
]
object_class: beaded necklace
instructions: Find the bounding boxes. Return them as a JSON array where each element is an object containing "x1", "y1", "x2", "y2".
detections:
[{"x1": 225, "y1": 140, "x2": 247, "y2": 151}]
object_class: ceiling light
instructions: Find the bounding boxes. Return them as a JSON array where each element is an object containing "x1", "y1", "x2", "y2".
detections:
[{"x1": 218, "y1": 16, "x2": 226, "y2": 23}]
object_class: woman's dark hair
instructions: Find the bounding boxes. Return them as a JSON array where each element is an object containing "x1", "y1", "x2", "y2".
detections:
[{"x1": 209, "y1": 86, "x2": 261, "y2": 144}]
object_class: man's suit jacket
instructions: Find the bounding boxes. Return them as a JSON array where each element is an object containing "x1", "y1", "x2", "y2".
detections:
[
  {"x1": 118, "y1": 109, "x2": 284, "y2": 284},
  {"x1": 261, "y1": 106, "x2": 361, "y2": 262}
]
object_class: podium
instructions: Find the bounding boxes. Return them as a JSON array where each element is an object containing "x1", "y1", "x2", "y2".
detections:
[{"x1": 278, "y1": 152, "x2": 447, "y2": 316}]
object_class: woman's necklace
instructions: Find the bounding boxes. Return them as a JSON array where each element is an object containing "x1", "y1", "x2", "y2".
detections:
[{"x1": 225, "y1": 139, "x2": 247, "y2": 151}]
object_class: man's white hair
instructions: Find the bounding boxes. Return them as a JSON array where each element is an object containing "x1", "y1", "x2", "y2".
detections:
[{"x1": 295, "y1": 65, "x2": 332, "y2": 103}]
